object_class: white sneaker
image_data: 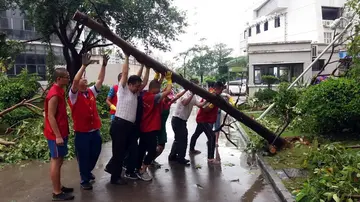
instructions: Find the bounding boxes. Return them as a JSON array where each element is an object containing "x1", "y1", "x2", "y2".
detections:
[{"x1": 137, "y1": 170, "x2": 153, "y2": 181}]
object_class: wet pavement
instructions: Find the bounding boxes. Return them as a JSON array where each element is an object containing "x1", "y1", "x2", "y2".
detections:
[{"x1": 0, "y1": 108, "x2": 279, "y2": 202}]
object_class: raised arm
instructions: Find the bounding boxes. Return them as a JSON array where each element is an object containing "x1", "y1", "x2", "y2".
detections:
[
  {"x1": 48, "y1": 96, "x2": 63, "y2": 145},
  {"x1": 119, "y1": 54, "x2": 129, "y2": 87},
  {"x1": 160, "y1": 71, "x2": 173, "y2": 100},
  {"x1": 140, "y1": 66, "x2": 150, "y2": 91},
  {"x1": 158, "y1": 73, "x2": 165, "y2": 84},
  {"x1": 169, "y1": 90, "x2": 187, "y2": 104},
  {"x1": 95, "y1": 54, "x2": 109, "y2": 90},
  {"x1": 137, "y1": 64, "x2": 144, "y2": 77},
  {"x1": 71, "y1": 53, "x2": 92, "y2": 92},
  {"x1": 181, "y1": 92, "x2": 195, "y2": 106}
]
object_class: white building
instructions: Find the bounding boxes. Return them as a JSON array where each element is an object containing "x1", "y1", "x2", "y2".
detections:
[{"x1": 240, "y1": 0, "x2": 348, "y2": 96}]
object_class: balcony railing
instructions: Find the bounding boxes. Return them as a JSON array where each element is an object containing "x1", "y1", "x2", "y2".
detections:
[
  {"x1": 0, "y1": 28, "x2": 62, "y2": 44},
  {"x1": 322, "y1": 20, "x2": 346, "y2": 29}
]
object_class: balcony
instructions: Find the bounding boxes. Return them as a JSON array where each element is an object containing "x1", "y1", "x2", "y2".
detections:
[{"x1": 255, "y1": 0, "x2": 288, "y2": 17}]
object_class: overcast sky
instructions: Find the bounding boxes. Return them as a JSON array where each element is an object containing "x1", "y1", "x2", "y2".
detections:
[{"x1": 152, "y1": 0, "x2": 265, "y2": 64}]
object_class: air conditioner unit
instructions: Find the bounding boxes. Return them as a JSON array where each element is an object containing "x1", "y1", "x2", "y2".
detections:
[{"x1": 311, "y1": 45, "x2": 318, "y2": 58}]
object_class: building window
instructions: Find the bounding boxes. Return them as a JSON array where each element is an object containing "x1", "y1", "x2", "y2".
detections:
[
  {"x1": 274, "y1": 17, "x2": 281, "y2": 28},
  {"x1": 253, "y1": 63, "x2": 303, "y2": 84},
  {"x1": 256, "y1": 24, "x2": 260, "y2": 34},
  {"x1": 24, "y1": 20, "x2": 34, "y2": 31},
  {"x1": 322, "y1": 7, "x2": 341, "y2": 20},
  {"x1": 264, "y1": 21, "x2": 268, "y2": 31},
  {"x1": 312, "y1": 59, "x2": 325, "y2": 71},
  {"x1": 248, "y1": 28, "x2": 252, "y2": 37},
  {"x1": 243, "y1": 30, "x2": 247, "y2": 39},
  {"x1": 12, "y1": 18, "x2": 23, "y2": 30},
  {"x1": 324, "y1": 32, "x2": 333, "y2": 43}
]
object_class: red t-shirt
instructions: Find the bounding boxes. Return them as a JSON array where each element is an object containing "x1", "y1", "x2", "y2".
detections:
[
  {"x1": 44, "y1": 84, "x2": 69, "y2": 140},
  {"x1": 161, "y1": 100, "x2": 172, "y2": 111},
  {"x1": 140, "y1": 92, "x2": 162, "y2": 132},
  {"x1": 196, "y1": 99, "x2": 219, "y2": 124}
]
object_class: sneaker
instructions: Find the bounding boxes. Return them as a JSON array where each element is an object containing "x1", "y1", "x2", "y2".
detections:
[
  {"x1": 151, "y1": 161, "x2": 161, "y2": 168},
  {"x1": 122, "y1": 166, "x2": 127, "y2": 171},
  {"x1": 124, "y1": 172, "x2": 139, "y2": 180},
  {"x1": 80, "y1": 182, "x2": 93, "y2": 190},
  {"x1": 52, "y1": 192, "x2": 74, "y2": 201},
  {"x1": 60, "y1": 186, "x2": 74, "y2": 193},
  {"x1": 136, "y1": 171, "x2": 153, "y2": 181}
]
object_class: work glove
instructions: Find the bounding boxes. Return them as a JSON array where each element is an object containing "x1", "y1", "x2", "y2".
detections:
[
  {"x1": 110, "y1": 104, "x2": 116, "y2": 111},
  {"x1": 154, "y1": 72, "x2": 160, "y2": 80},
  {"x1": 165, "y1": 71, "x2": 172, "y2": 84}
]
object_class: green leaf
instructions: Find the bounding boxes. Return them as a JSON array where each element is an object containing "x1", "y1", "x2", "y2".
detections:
[
  {"x1": 346, "y1": 198, "x2": 353, "y2": 202},
  {"x1": 333, "y1": 194, "x2": 340, "y2": 202}
]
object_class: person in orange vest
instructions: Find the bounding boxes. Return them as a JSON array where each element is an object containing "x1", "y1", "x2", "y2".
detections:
[
  {"x1": 67, "y1": 53, "x2": 109, "y2": 190},
  {"x1": 106, "y1": 73, "x2": 122, "y2": 121},
  {"x1": 189, "y1": 81, "x2": 225, "y2": 164},
  {"x1": 136, "y1": 71, "x2": 173, "y2": 181},
  {"x1": 44, "y1": 68, "x2": 74, "y2": 200}
]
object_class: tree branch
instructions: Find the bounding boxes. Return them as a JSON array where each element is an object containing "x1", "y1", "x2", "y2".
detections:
[
  {"x1": 0, "y1": 96, "x2": 43, "y2": 117},
  {"x1": 69, "y1": 21, "x2": 81, "y2": 41},
  {"x1": 86, "y1": 43, "x2": 113, "y2": 52}
]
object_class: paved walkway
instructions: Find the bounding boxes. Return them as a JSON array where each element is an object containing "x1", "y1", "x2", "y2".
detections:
[{"x1": 0, "y1": 109, "x2": 279, "y2": 202}]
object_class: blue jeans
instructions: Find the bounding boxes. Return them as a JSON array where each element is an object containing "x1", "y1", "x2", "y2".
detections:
[{"x1": 75, "y1": 130, "x2": 102, "y2": 184}]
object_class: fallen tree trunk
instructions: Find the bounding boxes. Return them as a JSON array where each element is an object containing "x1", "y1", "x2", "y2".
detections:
[{"x1": 72, "y1": 11, "x2": 286, "y2": 148}]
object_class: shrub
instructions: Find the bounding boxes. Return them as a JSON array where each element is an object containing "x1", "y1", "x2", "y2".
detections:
[
  {"x1": 88, "y1": 82, "x2": 111, "y2": 118},
  {"x1": 254, "y1": 88, "x2": 278, "y2": 105},
  {"x1": 296, "y1": 78, "x2": 360, "y2": 136}
]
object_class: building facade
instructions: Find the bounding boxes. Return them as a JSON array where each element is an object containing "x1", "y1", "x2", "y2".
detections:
[
  {"x1": 1, "y1": 9, "x2": 65, "y2": 80},
  {"x1": 240, "y1": 0, "x2": 348, "y2": 96}
]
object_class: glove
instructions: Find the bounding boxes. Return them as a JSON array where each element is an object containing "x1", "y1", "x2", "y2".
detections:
[
  {"x1": 154, "y1": 72, "x2": 160, "y2": 80},
  {"x1": 208, "y1": 103, "x2": 214, "y2": 109},
  {"x1": 165, "y1": 71, "x2": 172, "y2": 84},
  {"x1": 110, "y1": 104, "x2": 116, "y2": 111},
  {"x1": 229, "y1": 97, "x2": 235, "y2": 106}
]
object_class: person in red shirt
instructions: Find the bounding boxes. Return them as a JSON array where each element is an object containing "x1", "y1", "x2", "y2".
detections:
[
  {"x1": 106, "y1": 73, "x2": 122, "y2": 121},
  {"x1": 44, "y1": 68, "x2": 73, "y2": 201},
  {"x1": 151, "y1": 73, "x2": 187, "y2": 166},
  {"x1": 67, "y1": 53, "x2": 108, "y2": 190},
  {"x1": 136, "y1": 71, "x2": 173, "y2": 181},
  {"x1": 189, "y1": 81, "x2": 225, "y2": 164}
]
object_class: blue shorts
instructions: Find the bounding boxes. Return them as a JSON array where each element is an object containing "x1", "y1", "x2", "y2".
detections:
[
  {"x1": 111, "y1": 114, "x2": 115, "y2": 121},
  {"x1": 47, "y1": 137, "x2": 68, "y2": 158}
]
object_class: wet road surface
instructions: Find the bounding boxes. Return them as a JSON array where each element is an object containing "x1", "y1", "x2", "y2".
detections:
[{"x1": 0, "y1": 109, "x2": 279, "y2": 202}]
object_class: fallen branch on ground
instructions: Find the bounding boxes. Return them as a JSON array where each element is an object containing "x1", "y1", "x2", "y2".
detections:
[
  {"x1": 0, "y1": 138, "x2": 15, "y2": 146},
  {"x1": 0, "y1": 96, "x2": 44, "y2": 118}
]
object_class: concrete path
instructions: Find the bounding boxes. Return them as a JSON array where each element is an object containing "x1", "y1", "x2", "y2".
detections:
[{"x1": 0, "y1": 109, "x2": 279, "y2": 202}]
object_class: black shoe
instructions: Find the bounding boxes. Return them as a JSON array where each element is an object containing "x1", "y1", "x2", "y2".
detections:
[
  {"x1": 80, "y1": 182, "x2": 93, "y2": 190},
  {"x1": 52, "y1": 192, "x2": 74, "y2": 201},
  {"x1": 60, "y1": 186, "x2": 74, "y2": 193},
  {"x1": 168, "y1": 155, "x2": 178, "y2": 161},
  {"x1": 110, "y1": 178, "x2": 128, "y2": 185},
  {"x1": 177, "y1": 158, "x2": 190, "y2": 165},
  {"x1": 124, "y1": 172, "x2": 139, "y2": 180}
]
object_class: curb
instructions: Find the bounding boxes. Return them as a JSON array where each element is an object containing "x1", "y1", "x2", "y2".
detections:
[{"x1": 234, "y1": 121, "x2": 295, "y2": 202}]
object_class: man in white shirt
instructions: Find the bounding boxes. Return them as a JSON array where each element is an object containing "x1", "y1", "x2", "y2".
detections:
[
  {"x1": 168, "y1": 78, "x2": 206, "y2": 165},
  {"x1": 105, "y1": 53, "x2": 149, "y2": 185}
]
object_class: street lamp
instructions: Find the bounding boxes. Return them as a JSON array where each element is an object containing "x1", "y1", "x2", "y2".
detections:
[{"x1": 257, "y1": 15, "x2": 355, "y2": 120}]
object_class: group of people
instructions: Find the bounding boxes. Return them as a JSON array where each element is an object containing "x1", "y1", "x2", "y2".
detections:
[{"x1": 43, "y1": 52, "x2": 233, "y2": 201}]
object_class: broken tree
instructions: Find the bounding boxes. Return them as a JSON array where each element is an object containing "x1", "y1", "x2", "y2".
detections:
[{"x1": 72, "y1": 11, "x2": 286, "y2": 148}]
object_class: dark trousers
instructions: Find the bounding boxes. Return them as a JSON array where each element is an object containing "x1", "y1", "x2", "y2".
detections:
[
  {"x1": 106, "y1": 117, "x2": 135, "y2": 180},
  {"x1": 169, "y1": 117, "x2": 188, "y2": 160},
  {"x1": 75, "y1": 130, "x2": 102, "y2": 184},
  {"x1": 190, "y1": 123, "x2": 216, "y2": 159},
  {"x1": 137, "y1": 131, "x2": 158, "y2": 168},
  {"x1": 125, "y1": 131, "x2": 139, "y2": 174}
]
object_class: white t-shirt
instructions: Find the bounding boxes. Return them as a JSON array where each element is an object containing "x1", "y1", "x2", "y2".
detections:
[
  {"x1": 115, "y1": 84, "x2": 138, "y2": 123},
  {"x1": 173, "y1": 91, "x2": 201, "y2": 121}
]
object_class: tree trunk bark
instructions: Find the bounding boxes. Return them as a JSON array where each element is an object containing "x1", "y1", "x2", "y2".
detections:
[{"x1": 72, "y1": 11, "x2": 287, "y2": 148}]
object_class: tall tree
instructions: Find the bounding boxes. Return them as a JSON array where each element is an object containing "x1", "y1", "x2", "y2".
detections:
[
  {"x1": 14, "y1": 0, "x2": 187, "y2": 80},
  {"x1": 186, "y1": 44, "x2": 215, "y2": 84},
  {"x1": 212, "y1": 43, "x2": 233, "y2": 81}
]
